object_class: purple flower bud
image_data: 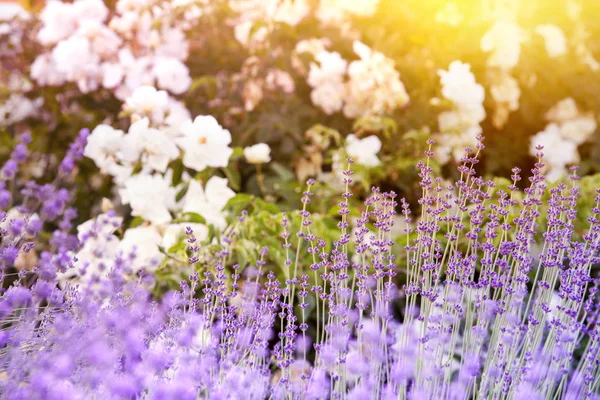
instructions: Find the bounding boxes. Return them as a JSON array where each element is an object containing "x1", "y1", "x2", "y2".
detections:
[
  {"x1": 2, "y1": 245, "x2": 19, "y2": 265},
  {"x1": 5, "y1": 286, "x2": 31, "y2": 306},
  {"x1": 1, "y1": 159, "x2": 18, "y2": 179},
  {"x1": 0, "y1": 189, "x2": 10, "y2": 209},
  {"x1": 12, "y1": 144, "x2": 28, "y2": 163}
]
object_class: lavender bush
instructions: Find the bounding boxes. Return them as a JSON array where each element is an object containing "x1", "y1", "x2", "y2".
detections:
[{"x1": 1, "y1": 134, "x2": 599, "y2": 400}]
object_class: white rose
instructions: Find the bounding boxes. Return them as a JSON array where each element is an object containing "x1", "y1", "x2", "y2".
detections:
[
  {"x1": 536, "y1": 24, "x2": 567, "y2": 58},
  {"x1": 490, "y1": 74, "x2": 520, "y2": 110},
  {"x1": 30, "y1": 54, "x2": 65, "y2": 86},
  {"x1": 175, "y1": 115, "x2": 233, "y2": 171},
  {"x1": 120, "y1": 117, "x2": 180, "y2": 172},
  {"x1": 182, "y1": 177, "x2": 235, "y2": 229},
  {"x1": 435, "y1": 2, "x2": 463, "y2": 26},
  {"x1": 73, "y1": 0, "x2": 109, "y2": 23},
  {"x1": 0, "y1": 4, "x2": 29, "y2": 21},
  {"x1": 265, "y1": 69, "x2": 295, "y2": 93},
  {"x1": 481, "y1": 21, "x2": 524, "y2": 70},
  {"x1": 345, "y1": 134, "x2": 382, "y2": 167},
  {"x1": 153, "y1": 57, "x2": 192, "y2": 95},
  {"x1": 58, "y1": 211, "x2": 122, "y2": 288},
  {"x1": 84, "y1": 125, "x2": 125, "y2": 173},
  {"x1": 52, "y1": 36, "x2": 100, "y2": 81},
  {"x1": 244, "y1": 143, "x2": 271, "y2": 164},
  {"x1": 164, "y1": 100, "x2": 192, "y2": 132},
  {"x1": 101, "y1": 62, "x2": 124, "y2": 89},
  {"x1": 295, "y1": 38, "x2": 331, "y2": 56},
  {"x1": 310, "y1": 82, "x2": 345, "y2": 115},
  {"x1": 118, "y1": 225, "x2": 164, "y2": 272},
  {"x1": 559, "y1": 117, "x2": 597, "y2": 145},
  {"x1": 76, "y1": 22, "x2": 122, "y2": 58},
  {"x1": 119, "y1": 173, "x2": 176, "y2": 225},
  {"x1": 307, "y1": 51, "x2": 347, "y2": 87},
  {"x1": 438, "y1": 61, "x2": 485, "y2": 109},
  {"x1": 270, "y1": 0, "x2": 310, "y2": 26},
  {"x1": 545, "y1": 98, "x2": 579, "y2": 123},
  {"x1": 530, "y1": 124, "x2": 579, "y2": 182},
  {"x1": 37, "y1": 1, "x2": 78, "y2": 45},
  {"x1": 124, "y1": 85, "x2": 170, "y2": 122}
]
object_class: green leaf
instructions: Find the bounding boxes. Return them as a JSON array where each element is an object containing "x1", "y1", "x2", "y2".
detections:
[
  {"x1": 131, "y1": 164, "x2": 142, "y2": 175},
  {"x1": 178, "y1": 212, "x2": 207, "y2": 224},
  {"x1": 207, "y1": 224, "x2": 219, "y2": 242},
  {"x1": 189, "y1": 75, "x2": 217, "y2": 94},
  {"x1": 130, "y1": 217, "x2": 145, "y2": 228},
  {"x1": 235, "y1": 246, "x2": 250, "y2": 268},
  {"x1": 171, "y1": 159, "x2": 184, "y2": 187},
  {"x1": 222, "y1": 164, "x2": 241, "y2": 191},
  {"x1": 167, "y1": 241, "x2": 186, "y2": 254},
  {"x1": 255, "y1": 198, "x2": 280, "y2": 214},
  {"x1": 175, "y1": 185, "x2": 188, "y2": 202},
  {"x1": 231, "y1": 147, "x2": 244, "y2": 160},
  {"x1": 226, "y1": 193, "x2": 254, "y2": 210}
]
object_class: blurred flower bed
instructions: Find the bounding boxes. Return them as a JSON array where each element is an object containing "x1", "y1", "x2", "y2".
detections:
[{"x1": 1, "y1": 0, "x2": 600, "y2": 398}]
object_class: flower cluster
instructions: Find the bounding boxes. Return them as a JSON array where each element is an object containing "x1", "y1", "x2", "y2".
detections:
[
  {"x1": 0, "y1": 3, "x2": 30, "y2": 56},
  {"x1": 316, "y1": 0, "x2": 379, "y2": 28},
  {"x1": 81, "y1": 87, "x2": 240, "y2": 286},
  {"x1": 2, "y1": 136, "x2": 599, "y2": 399},
  {"x1": 0, "y1": 4, "x2": 43, "y2": 128},
  {"x1": 0, "y1": 130, "x2": 88, "y2": 285},
  {"x1": 58, "y1": 210, "x2": 166, "y2": 288},
  {"x1": 435, "y1": 61, "x2": 486, "y2": 164},
  {"x1": 234, "y1": 58, "x2": 297, "y2": 113},
  {"x1": 84, "y1": 86, "x2": 232, "y2": 182},
  {"x1": 229, "y1": 0, "x2": 379, "y2": 49},
  {"x1": 0, "y1": 93, "x2": 43, "y2": 128},
  {"x1": 31, "y1": 0, "x2": 200, "y2": 99},
  {"x1": 230, "y1": 0, "x2": 310, "y2": 49},
  {"x1": 301, "y1": 40, "x2": 409, "y2": 118},
  {"x1": 530, "y1": 98, "x2": 597, "y2": 182}
]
